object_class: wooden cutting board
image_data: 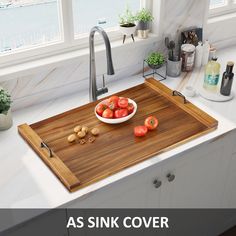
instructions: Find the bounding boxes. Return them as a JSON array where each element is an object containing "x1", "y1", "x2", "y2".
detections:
[{"x1": 18, "y1": 78, "x2": 218, "y2": 192}]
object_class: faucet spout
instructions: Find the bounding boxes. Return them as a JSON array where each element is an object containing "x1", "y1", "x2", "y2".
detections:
[{"x1": 89, "y1": 26, "x2": 115, "y2": 102}]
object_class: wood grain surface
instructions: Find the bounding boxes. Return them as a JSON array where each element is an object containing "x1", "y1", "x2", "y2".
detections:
[{"x1": 18, "y1": 78, "x2": 218, "y2": 192}]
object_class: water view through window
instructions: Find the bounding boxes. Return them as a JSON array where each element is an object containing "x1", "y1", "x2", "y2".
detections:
[
  {"x1": 0, "y1": 0, "x2": 61, "y2": 53},
  {"x1": 210, "y1": 0, "x2": 226, "y2": 8},
  {"x1": 73, "y1": 0, "x2": 140, "y2": 36},
  {"x1": 0, "y1": 0, "x2": 140, "y2": 53}
]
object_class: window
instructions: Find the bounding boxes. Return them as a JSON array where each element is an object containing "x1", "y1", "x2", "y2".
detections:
[
  {"x1": 0, "y1": 0, "x2": 149, "y2": 67},
  {"x1": 72, "y1": 0, "x2": 140, "y2": 37},
  {"x1": 210, "y1": 0, "x2": 227, "y2": 9},
  {"x1": 0, "y1": 0, "x2": 62, "y2": 54},
  {"x1": 209, "y1": 0, "x2": 236, "y2": 17}
]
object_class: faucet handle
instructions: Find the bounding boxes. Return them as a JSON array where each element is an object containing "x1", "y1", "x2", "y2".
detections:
[
  {"x1": 96, "y1": 75, "x2": 108, "y2": 97},
  {"x1": 102, "y1": 74, "x2": 106, "y2": 88}
]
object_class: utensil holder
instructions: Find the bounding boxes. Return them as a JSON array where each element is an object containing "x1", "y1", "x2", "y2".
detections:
[{"x1": 167, "y1": 58, "x2": 182, "y2": 77}]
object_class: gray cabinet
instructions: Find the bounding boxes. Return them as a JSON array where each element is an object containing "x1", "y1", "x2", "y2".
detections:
[
  {"x1": 160, "y1": 138, "x2": 228, "y2": 208},
  {"x1": 224, "y1": 153, "x2": 236, "y2": 208}
]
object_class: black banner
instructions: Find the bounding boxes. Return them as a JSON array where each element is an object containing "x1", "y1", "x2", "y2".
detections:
[{"x1": 0, "y1": 209, "x2": 236, "y2": 236}]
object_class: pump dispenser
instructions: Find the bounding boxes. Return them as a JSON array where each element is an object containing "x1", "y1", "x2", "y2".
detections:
[{"x1": 220, "y1": 62, "x2": 234, "y2": 96}]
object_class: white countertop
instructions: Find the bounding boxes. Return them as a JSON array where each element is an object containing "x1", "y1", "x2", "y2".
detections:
[{"x1": 0, "y1": 46, "x2": 236, "y2": 210}]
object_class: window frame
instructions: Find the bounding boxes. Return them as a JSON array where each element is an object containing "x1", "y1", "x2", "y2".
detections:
[
  {"x1": 0, "y1": 0, "x2": 152, "y2": 68},
  {"x1": 209, "y1": 0, "x2": 236, "y2": 18}
]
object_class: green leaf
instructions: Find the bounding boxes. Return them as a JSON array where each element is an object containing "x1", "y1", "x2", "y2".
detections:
[
  {"x1": 0, "y1": 89, "x2": 12, "y2": 114},
  {"x1": 147, "y1": 52, "x2": 165, "y2": 66},
  {"x1": 135, "y1": 8, "x2": 154, "y2": 22}
]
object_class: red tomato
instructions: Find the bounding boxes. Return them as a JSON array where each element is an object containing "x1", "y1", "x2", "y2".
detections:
[
  {"x1": 102, "y1": 99, "x2": 110, "y2": 107},
  {"x1": 108, "y1": 96, "x2": 119, "y2": 110},
  {"x1": 114, "y1": 109, "x2": 129, "y2": 118},
  {"x1": 144, "y1": 116, "x2": 159, "y2": 130},
  {"x1": 96, "y1": 103, "x2": 108, "y2": 116},
  {"x1": 134, "y1": 126, "x2": 148, "y2": 137},
  {"x1": 102, "y1": 108, "x2": 114, "y2": 119},
  {"x1": 118, "y1": 97, "x2": 128, "y2": 108},
  {"x1": 108, "y1": 101, "x2": 118, "y2": 111},
  {"x1": 108, "y1": 96, "x2": 119, "y2": 104},
  {"x1": 127, "y1": 103, "x2": 134, "y2": 114}
]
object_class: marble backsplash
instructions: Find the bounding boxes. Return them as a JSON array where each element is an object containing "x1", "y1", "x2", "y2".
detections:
[
  {"x1": 0, "y1": 39, "x2": 159, "y2": 110},
  {"x1": 0, "y1": 0, "x2": 208, "y2": 111}
]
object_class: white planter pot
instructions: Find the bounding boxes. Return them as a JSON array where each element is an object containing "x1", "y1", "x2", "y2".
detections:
[
  {"x1": 0, "y1": 110, "x2": 13, "y2": 131},
  {"x1": 119, "y1": 25, "x2": 137, "y2": 35}
]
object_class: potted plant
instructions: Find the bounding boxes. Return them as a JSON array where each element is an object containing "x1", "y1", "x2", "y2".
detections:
[
  {"x1": 146, "y1": 52, "x2": 165, "y2": 70},
  {"x1": 119, "y1": 6, "x2": 136, "y2": 43},
  {"x1": 0, "y1": 88, "x2": 13, "y2": 131},
  {"x1": 135, "y1": 8, "x2": 154, "y2": 39}
]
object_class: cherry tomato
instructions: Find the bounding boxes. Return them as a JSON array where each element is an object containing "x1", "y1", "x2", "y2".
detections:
[
  {"x1": 96, "y1": 103, "x2": 108, "y2": 116},
  {"x1": 134, "y1": 126, "x2": 148, "y2": 137},
  {"x1": 102, "y1": 109, "x2": 114, "y2": 119},
  {"x1": 118, "y1": 97, "x2": 129, "y2": 108},
  {"x1": 114, "y1": 109, "x2": 129, "y2": 118},
  {"x1": 144, "y1": 116, "x2": 159, "y2": 130},
  {"x1": 127, "y1": 103, "x2": 134, "y2": 114}
]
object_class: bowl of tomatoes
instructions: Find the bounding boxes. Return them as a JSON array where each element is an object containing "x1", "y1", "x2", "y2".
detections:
[{"x1": 95, "y1": 96, "x2": 137, "y2": 124}]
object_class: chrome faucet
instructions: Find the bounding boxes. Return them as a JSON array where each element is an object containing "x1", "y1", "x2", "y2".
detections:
[{"x1": 89, "y1": 26, "x2": 115, "y2": 102}]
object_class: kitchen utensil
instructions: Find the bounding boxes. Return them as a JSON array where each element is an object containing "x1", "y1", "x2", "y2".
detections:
[
  {"x1": 169, "y1": 40, "x2": 176, "y2": 61},
  {"x1": 165, "y1": 37, "x2": 170, "y2": 48}
]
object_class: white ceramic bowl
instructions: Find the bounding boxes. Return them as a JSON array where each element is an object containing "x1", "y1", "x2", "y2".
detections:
[{"x1": 95, "y1": 98, "x2": 137, "y2": 124}]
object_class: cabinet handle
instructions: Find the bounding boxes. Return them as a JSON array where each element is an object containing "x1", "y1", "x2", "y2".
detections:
[
  {"x1": 166, "y1": 173, "x2": 175, "y2": 182},
  {"x1": 153, "y1": 179, "x2": 162, "y2": 189}
]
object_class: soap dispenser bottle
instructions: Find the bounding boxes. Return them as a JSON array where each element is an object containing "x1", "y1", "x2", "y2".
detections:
[
  {"x1": 203, "y1": 53, "x2": 221, "y2": 92},
  {"x1": 220, "y1": 61, "x2": 234, "y2": 96}
]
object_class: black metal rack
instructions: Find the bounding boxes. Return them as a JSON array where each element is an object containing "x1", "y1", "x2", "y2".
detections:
[{"x1": 143, "y1": 59, "x2": 167, "y2": 81}]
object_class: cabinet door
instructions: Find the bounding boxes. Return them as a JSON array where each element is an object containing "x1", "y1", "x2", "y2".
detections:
[
  {"x1": 67, "y1": 164, "x2": 164, "y2": 236},
  {"x1": 160, "y1": 136, "x2": 234, "y2": 236},
  {"x1": 67, "y1": 164, "x2": 163, "y2": 208},
  {"x1": 160, "y1": 137, "x2": 229, "y2": 208},
  {"x1": 224, "y1": 153, "x2": 236, "y2": 208}
]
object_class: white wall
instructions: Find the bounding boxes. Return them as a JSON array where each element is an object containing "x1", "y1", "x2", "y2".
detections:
[{"x1": 207, "y1": 14, "x2": 236, "y2": 49}]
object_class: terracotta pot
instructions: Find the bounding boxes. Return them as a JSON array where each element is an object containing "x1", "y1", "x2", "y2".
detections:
[{"x1": 0, "y1": 109, "x2": 13, "y2": 131}]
